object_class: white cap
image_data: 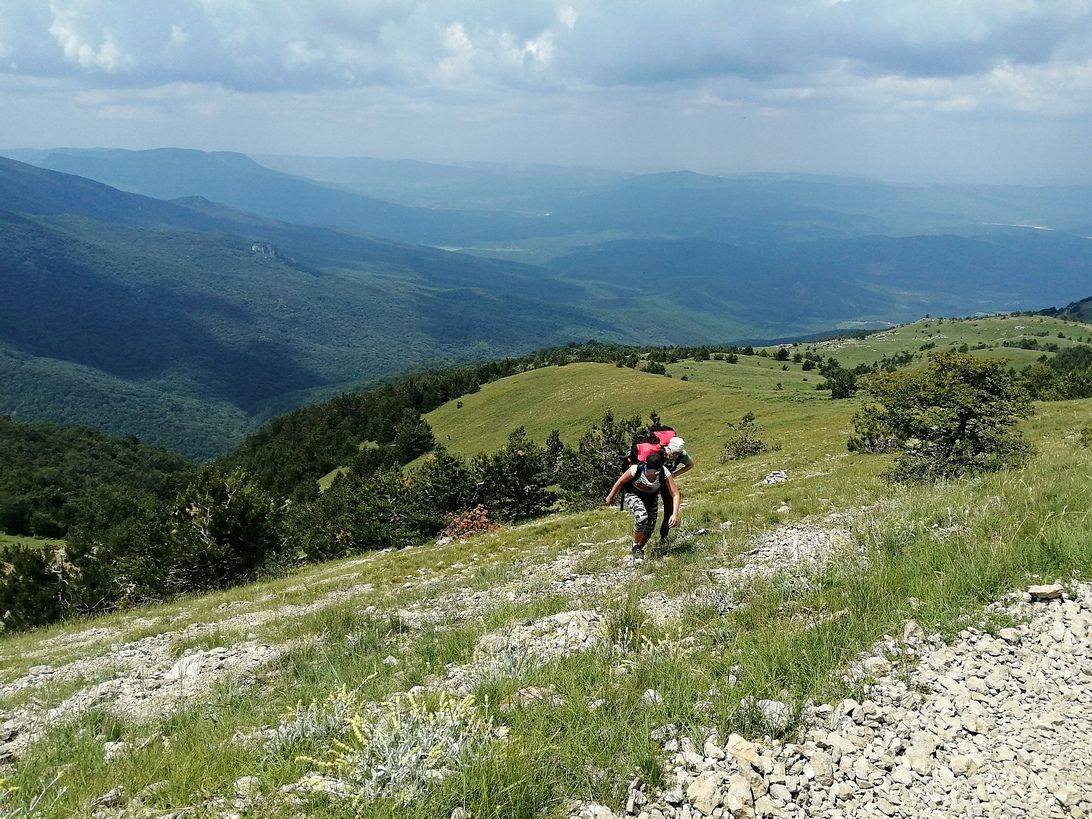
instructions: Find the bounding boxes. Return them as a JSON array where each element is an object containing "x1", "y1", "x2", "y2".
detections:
[{"x1": 666, "y1": 436, "x2": 686, "y2": 453}]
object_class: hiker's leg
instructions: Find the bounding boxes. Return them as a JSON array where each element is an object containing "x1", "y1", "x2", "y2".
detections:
[
  {"x1": 625, "y1": 493, "x2": 657, "y2": 556},
  {"x1": 659, "y1": 481, "x2": 673, "y2": 541}
]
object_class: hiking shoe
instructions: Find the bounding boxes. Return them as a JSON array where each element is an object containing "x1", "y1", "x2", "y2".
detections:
[{"x1": 630, "y1": 545, "x2": 645, "y2": 562}]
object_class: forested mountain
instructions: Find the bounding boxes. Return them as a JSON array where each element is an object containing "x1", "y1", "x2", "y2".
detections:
[
  {"x1": 0, "y1": 158, "x2": 615, "y2": 457},
  {"x1": 0, "y1": 417, "x2": 193, "y2": 537},
  {"x1": 4, "y1": 153, "x2": 1092, "y2": 459}
]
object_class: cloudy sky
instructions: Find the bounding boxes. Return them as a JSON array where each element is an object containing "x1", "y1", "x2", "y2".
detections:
[{"x1": 2, "y1": 1, "x2": 1092, "y2": 183}]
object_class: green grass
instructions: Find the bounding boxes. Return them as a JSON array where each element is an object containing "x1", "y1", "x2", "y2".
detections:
[
  {"x1": 0, "y1": 533, "x2": 65, "y2": 549},
  {"x1": 795, "y1": 314, "x2": 1092, "y2": 369},
  {"x1": 2, "y1": 333, "x2": 1092, "y2": 817}
]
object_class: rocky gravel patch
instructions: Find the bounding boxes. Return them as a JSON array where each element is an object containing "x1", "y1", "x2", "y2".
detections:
[
  {"x1": 0, "y1": 579, "x2": 382, "y2": 760},
  {"x1": 640, "y1": 513, "x2": 857, "y2": 626},
  {"x1": 603, "y1": 581, "x2": 1092, "y2": 819},
  {"x1": 444, "y1": 609, "x2": 608, "y2": 695}
]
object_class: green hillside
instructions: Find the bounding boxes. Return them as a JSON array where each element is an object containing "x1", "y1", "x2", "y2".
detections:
[
  {"x1": 422, "y1": 314, "x2": 1092, "y2": 462},
  {"x1": 798, "y1": 314, "x2": 1092, "y2": 369},
  {"x1": 424, "y1": 361, "x2": 826, "y2": 461},
  {"x1": 2, "y1": 322, "x2": 1091, "y2": 816}
]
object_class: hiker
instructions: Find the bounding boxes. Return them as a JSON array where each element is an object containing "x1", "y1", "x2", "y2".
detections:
[
  {"x1": 605, "y1": 451, "x2": 681, "y2": 562},
  {"x1": 659, "y1": 436, "x2": 693, "y2": 545}
]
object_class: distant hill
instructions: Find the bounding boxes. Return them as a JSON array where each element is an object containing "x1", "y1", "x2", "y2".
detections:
[
  {"x1": 544, "y1": 234, "x2": 1092, "y2": 339},
  {"x1": 15, "y1": 149, "x2": 1092, "y2": 251},
  {"x1": 255, "y1": 154, "x2": 629, "y2": 211},
  {"x1": 1039, "y1": 296, "x2": 1092, "y2": 323},
  {"x1": 2, "y1": 148, "x2": 531, "y2": 244}
]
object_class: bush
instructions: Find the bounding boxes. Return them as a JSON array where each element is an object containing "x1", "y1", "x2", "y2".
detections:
[
  {"x1": 391, "y1": 409, "x2": 436, "y2": 463},
  {"x1": 1079, "y1": 426, "x2": 1092, "y2": 449},
  {"x1": 472, "y1": 427, "x2": 554, "y2": 522},
  {"x1": 720, "y1": 413, "x2": 780, "y2": 462},
  {"x1": 164, "y1": 467, "x2": 287, "y2": 593},
  {"x1": 293, "y1": 467, "x2": 440, "y2": 562},
  {"x1": 305, "y1": 691, "x2": 494, "y2": 806},
  {"x1": 853, "y1": 352, "x2": 1033, "y2": 482},
  {"x1": 559, "y1": 412, "x2": 644, "y2": 502},
  {"x1": 409, "y1": 447, "x2": 476, "y2": 517},
  {"x1": 64, "y1": 488, "x2": 174, "y2": 612},
  {"x1": 0, "y1": 544, "x2": 65, "y2": 632}
]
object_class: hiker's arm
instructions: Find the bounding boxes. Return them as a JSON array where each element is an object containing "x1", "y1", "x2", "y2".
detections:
[
  {"x1": 672, "y1": 453, "x2": 694, "y2": 477},
  {"x1": 605, "y1": 471, "x2": 632, "y2": 505},
  {"x1": 666, "y1": 473, "x2": 681, "y2": 527}
]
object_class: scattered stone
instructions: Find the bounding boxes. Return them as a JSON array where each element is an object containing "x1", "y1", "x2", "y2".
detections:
[
  {"x1": 502, "y1": 686, "x2": 564, "y2": 710},
  {"x1": 234, "y1": 775, "x2": 261, "y2": 799},
  {"x1": 102, "y1": 740, "x2": 129, "y2": 762},
  {"x1": 91, "y1": 787, "x2": 125, "y2": 808},
  {"x1": 642, "y1": 689, "x2": 664, "y2": 706},
  {"x1": 759, "y1": 470, "x2": 789, "y2": 486},
  {"x1": 687, "y1": 771, "x2": 724, "y2": 814},
  {"x1": 1028, "y1": 583, "x2": 1064, "y2": 601}
]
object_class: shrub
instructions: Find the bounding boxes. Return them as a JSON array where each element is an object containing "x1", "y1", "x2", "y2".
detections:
[
  {"x1": 543, "y1": 429, "x2": 572, "y2": 484},
  {"x1": 472, "y1": 427, "x2": 554, "y2": 521},
  {"x1": 293, "y1": 467, "x2": 439, "y2": 562},
  {"x1": 305, "y1": 691, "x2": 494, "y2": 806},
  {"x1": 64, "y1": 488, "x2": 174, "y2": 612},
  {"x1": 164, "y1": 467, "x2": 287, "y2": 592},
  {"x1": 0, "y1": 544, "x2": 66, "y2": 632},
  {"x1": 268, "y1": 685, "x2": 363, "y2": 756},
  {"x1": 409, "y1": 447, "x2": 476, "y2": 517},
  {"x1": 559, "y1": 412, "x2": 644, "y2": 502},
  {"x1": 720, "y1": 413, "x2": 780, "y2": 462},
  {"x1": 853, "y1": 352, "x2": 1033, "y2": 482},
  {"x1": 391, "y1": 409, "x2": 436, "y2": 463}
]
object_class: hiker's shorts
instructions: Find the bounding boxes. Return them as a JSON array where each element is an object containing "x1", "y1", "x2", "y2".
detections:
[{"x1": 625, "y1": 491, "x2": 659, "y2": 535}]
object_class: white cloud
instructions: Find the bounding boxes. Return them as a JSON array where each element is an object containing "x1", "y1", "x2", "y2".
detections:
[
  {"x1": 0, "y1": 1, "x2": 1087, "y2": 111},
  {"x1": 1, "y1": 1, "x2": 1092, "y2": 182}
]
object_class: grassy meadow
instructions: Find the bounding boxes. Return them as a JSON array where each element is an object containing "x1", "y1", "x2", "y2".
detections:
[{"x1": 3, "y1": 315, "x2": 1092, "y2": 817}]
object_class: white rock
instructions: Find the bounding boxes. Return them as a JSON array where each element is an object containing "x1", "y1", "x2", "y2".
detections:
[
  {"x1": 642, "y1": 689, "x2": 664, "y2": 705},
  {"x1": 863, "y1": 656, "x2": 892, "y2": 677},
  {"x1": 726, "y1": 733, "x2": 761, "y2": 767},
  {"x1": 687, "y1": 771, "x2": 725, "y2": 815},
  {"x1": 1028, "y1": 583, "x2": 1064, "y2": 601}
]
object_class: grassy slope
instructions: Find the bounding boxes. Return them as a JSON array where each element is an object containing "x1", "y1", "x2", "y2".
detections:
[
  {"x1": 3, "y1": 324, "x2": 1092, "y2": 817},
  {"x1": 798, "y1": 314, "x2": 1092, "y2": 369}
]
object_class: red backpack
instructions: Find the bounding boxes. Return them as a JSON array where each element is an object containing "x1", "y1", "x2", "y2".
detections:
[{"x1": 623, "y1": 425, "x2": 677, "y2": 469}]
